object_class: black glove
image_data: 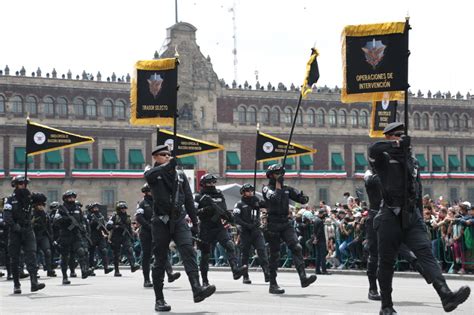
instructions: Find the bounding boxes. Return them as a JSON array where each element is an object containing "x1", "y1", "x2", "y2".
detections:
[{"x1": 400, "y1": 135, "x2": 411, "y2": 148}]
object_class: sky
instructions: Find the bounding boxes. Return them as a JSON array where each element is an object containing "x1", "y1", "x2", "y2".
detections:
[{"x1": 1, "y1": 0, "x2": 473, "y2": 95}]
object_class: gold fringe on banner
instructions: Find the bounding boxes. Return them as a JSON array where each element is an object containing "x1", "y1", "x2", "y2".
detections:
[
  {"x1": 301, "y1": 49, "x2": 319, "y2": 99},
  {"x1": 341, "y1": 21, "x2": 407, "y2": 103},
  {"x1": 130, "y1": 58, "x2": 178, "y2": 126}
]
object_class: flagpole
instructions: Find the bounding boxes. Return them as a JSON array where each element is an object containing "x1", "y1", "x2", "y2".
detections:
[
  {"x1": 173, "y1": 57, "x2": 179, "y2": 160},
  {"x1": 253, "y1": 123, "x2": 260, "y2": 191},
  {"x1": 403, "y1": 17, "x2": 411, "y2": 220},
  {"x1": 24, "y1": 116, "x2": 29, "y2": 187},
  {"x1": 282, "y1": 93, "x2": 303, "y2": 168}
]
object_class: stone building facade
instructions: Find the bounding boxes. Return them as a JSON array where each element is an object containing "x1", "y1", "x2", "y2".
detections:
[{"x1": 1, "y1": 22, "x2": 473, "y2": 211}]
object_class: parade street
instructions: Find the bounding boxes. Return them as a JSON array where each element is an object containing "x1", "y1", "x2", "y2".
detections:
[{"x1": 0, "y1": 269, "x2": 472, "y2": 314}]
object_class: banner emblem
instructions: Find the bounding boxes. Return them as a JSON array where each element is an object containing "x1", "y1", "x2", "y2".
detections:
[
  {"x1": 362, "y1": 39, "x2": 386, "y2": 69},
  {"x1": 148, "y1": 73, "x2": 164, "y2": 98},
  {"x1": 263, "y1": 142, "x2": 274, "y2": 153},
  {"x1": 34, "y1": 132, "x2": 46, "y2": 145}
]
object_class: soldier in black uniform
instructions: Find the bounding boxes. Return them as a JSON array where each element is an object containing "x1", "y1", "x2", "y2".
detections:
[
  {"x1": 262, "y1": 164, "x2": 316, "y2": 294},
  {"x1": 369, "y1": 122, "x2": 470, "y2": 314},
  {"x1": 53, "y1": 190, "x2": 91, "y2": 284},
  {"x1": 145, "y1": 145, "x2": 216, "y2": 311},
  {"x1": 312, "y1": 209, "x2": 329, "y2": 275},
  {"x1": 195, "y1": 173, "x2": 248, "y2": 286},
  {"x1": 87, "y1": 202, "x2": 113, "y2": 275},
  {"x1": 3, "y1": 175, "x2": 45, "y2": 294},
  {"x1": 48, "y1": 201, "x2": 60, "y2": 270},
  {"x1": 31, "y1": 192, "x2": 56, "y2": 277},
  {"x1": 106, "y1": 201, "x2": 140, "y2": 276},
  {"x1": 135, "y1": 183, "x2": 180, "y2": 288},
  {"x1": 232, "y1": 183, "x2": 269, "y2": 284},
  {"x1": 0, "y1": 198, "x2": 12, "y2": 280}
]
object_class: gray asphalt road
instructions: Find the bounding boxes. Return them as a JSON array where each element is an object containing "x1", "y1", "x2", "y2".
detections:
[{"x1": 1, "y1": 269, "x2": 473, "y2": 314}]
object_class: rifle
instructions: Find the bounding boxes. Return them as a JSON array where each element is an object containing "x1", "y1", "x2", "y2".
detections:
[
  {"x1": 61, "y1": 208, "x2": 93, "y2": 246},
  {"x1": 114, "y1": 215, "x2": 134, "y2": 239},
  {"x1": 199, "y1": 194, "x2": 232, "y2": 223}
]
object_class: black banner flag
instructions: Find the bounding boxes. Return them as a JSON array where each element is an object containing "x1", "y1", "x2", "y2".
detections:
[
  {"x1": 130, "y1": 58, "x2": 178, "y2": 126},
  {"x1": 301, "y1": 48, "x2": 320, "y2": 99},
  {"x1": 256, "y1": 131, "x2": 316, "y2": 162},
  {"x1": 26, "y1": 120, "x2": 94, "y2": 156},
  {"x1": 157, "y1": 128, "x2": 224, "y2": 158},
  {"x1": 341, "y1": 21, "x2": 408, "y2": 103},
  {"x1": 370, "y1": 100, "x2": 398, "y2": 138}
]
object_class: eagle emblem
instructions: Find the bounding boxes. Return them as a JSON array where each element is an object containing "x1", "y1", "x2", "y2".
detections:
[
  {"x1": 361, "y1": 39, "x2": 386, "y2": 69},
  {"x1": 147, "y1": 73, "x2": 164, "y2": 98}
]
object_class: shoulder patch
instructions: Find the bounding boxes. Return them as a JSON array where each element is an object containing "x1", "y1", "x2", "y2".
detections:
[
  {"x1": 233, "y1": 208, "x2": 241, "y2": 215},
  {"x1": 136, "y1": 208, "x2": 145, "y2": 215}
]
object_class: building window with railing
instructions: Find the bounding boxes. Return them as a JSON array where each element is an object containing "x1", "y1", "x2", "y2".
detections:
[
  {"x1": 103, "y1": 149, "x2": 119, "y2": 169},
  {"x1": 466, "y1": 155, "x2": 474, "y2": 172},
  {"x1": 316, "y1": 109, "x2": 325, "y2": 127},
  {"x1": 329, "y1": 109, "x2": 337, "y2": 127},
  {"x1": 238, "y1": 106, "x2": 246, "y2": 124},
  {"x1": 260, "y1": 107, "x2": 270, "y2": 125},
  {"x1": 338, "y1": 110, "x2": 347, "y2": 127},
  {"x1": 129, "y1": 149, "x2": 145, "y2": 170},
  {"x1": 271, "y1": 107, "x2": 280, "y2": 125},
  {"x1": 422, "y1": 113, "x2": 429, "y2": 130},
  {"x1": 0, "y1": 95, "x2": 5, "y2": 113},
  {"x1": 25, "y1": 96, "x2": 37, "y2": 116},
  {"x1": 331, "y1": 152, "x2": 344, "y2": 170},
  {"x1": 86, "y1": 99, "x2": 97, "y2": 117},
  {"x1": 413, "y1": 113, "x2": 421, "y2": 130},
  {"x1": 434, "y1": 113, "x2": 441, "y2": 130},
  {"x1": 432, "y1": 154, "x2": 444, "y2": 172},
  {"x1": 115, "y1": 100, "x2": 126, "y2": 119},
  {"x1": 11, "y1": 95, "x2": 23, "y2": 114},
  {"x1": 103, "y1": 99, "x2": 113, "y2": 118},
  {"x1": 57, "y1": 97, "x2": 68, "y2": 117},
  {"x1": 284, "y1": 108, "x2": 293, "y2": 125},
  {"x1": 247, "y1": 106, "x2": 257, "y2": 124},
  {"x1": 307, "y1": 108, "x2": 316, "y2": 126},
  {"x1": 448, "y1": 155, "x2": 460, "y2": 172},
  {"x1": 43, "y1": 96, "x2": 54, "y2": 116},
  {"x1": 74, "y1": 148, "x2": 92, "y2": 169},
  {"x1": 360, "y1": 110, "x2": 369, "y2": 128},
  {"x1": 45, "y1": 150, "x2": 62, "y2": 169},
  {"x1": 73, "y1": 98, "x2": 85, "y2": 117},
  {"x1": 351, "y1": 111, "x2": 359, "y2": 127}
]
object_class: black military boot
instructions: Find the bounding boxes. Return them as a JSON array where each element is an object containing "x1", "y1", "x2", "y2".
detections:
[
  {"x1": 80, "y1": 266, "x2": 90, "y2": 279},
  {"x1": 379, "y1": 306, "x2": 397, "y2": 315},
  {"x1": 154, "y1": 283, "x2": 171, "y2": 312},
  {"x1": 30, "y1": 272, "x2": 46, "y2": 292},
  {"x1": 104, "y1": 266, "x2": 114, "y2": 274},
  {"x1": 167, "y1": 271, "x2": 181, "y2": 283},
  {"x1": 114, "y1": 261, "x2": 121, "y2": 277},
  {"x1": 230, "y1": 262, "x2": 248, "y2": 280},
  {"x1": 47, "y1": 270, "x2": 57, "y2": 277},
  {"x1": 144, "y1": 279, "x2": 153, "y2": 288},
  {"x1": 433, "y1": 277, "x2": 471, "y2": 312},
  {"x1": 269, "y1": 277, "x2": 285, "y2": 294},
  {"x1": 242, "y1": 271, "x2": 251, "y2": 284},
  {"x1": 62, "y1": 276, "x2": 71, "y2": 285},
  {"x1": 70, "y1": 271, "x2": 77, "y2": 278},
  {"x1": 296, "y1": 265, "x2": 317, "y2": 288},
  {"x1": 368, "y1": 276, "x2": 381, "y2": 301},
  {"x1": 189, "y1": 272, "x2": 216, "y2": 303},
  {"x1": 201, "y1": 271, "x2": 209, "y2": 287},
  {"x1": 19, "y1": 270, "x2": 30, "y2": 279},
  {"x1": 131, "y1": 264, "x2": 140, "y2": 273},
  {"x1": 13, "y1": 282, "x2": 22, "y2": 294}
]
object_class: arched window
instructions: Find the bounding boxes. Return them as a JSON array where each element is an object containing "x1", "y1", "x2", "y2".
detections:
[
  {"x1": 307, "y1": 108, "x2": 316, "y2": 126},
  {"x1": 351, "y1": 110, "x2": 359, "y2": 127},
  {"x1": 86, "y1": 99, "x2": 97, "y2": 117},
  {"x1": 179, "y1": 104, "x2": 193, "y2": 120},
  {"x1": 422, "y1": 113, "x2": 429, "y2": 130},
  {"x1": 238, "y1": 106, "x2": 246, "y2": 123},
  {"x1": 413, "y1": 113, "x2": 421, "y2": 130},
  {"x1": 433, "y1": 113, "x2": 441, "y2": 130},
  {"x1": 271, "y1": 107, "x2": 280, "y2": 125},
  {"x1": 260, "y1": 107, "x2": 270, "y2": 125},
  {"x1": 115, "y1": 100, "x2": 126, "y2": 119},
  {"x1": 453, "y1": 114, "x2": 460, "y2": 129},
  {"x1": 11, "y1": 96, "x2": 23, "y2": 114},
  {"x1": 442, "y1": 113, "x2": 450, "y2": 130},
  {"x1": 103, "y1": 99, "x2": 113, "y2": 118},
  {"x1": 360, "y1": 110, "x2": 369, "y2": 127},
  {"x1": 25, "y1": 96, "x2": 37, "y2": 115},
  {"x1": 43, "y1": 96, "x2": 54, "y2": 116},
  {"x1": 57, "y1": 97, "x2": 68, "y2": 117},
  {"x1": 296, "y1": 109, "x2": 303, "y2": 125},
  {"x1": 247, "y1": 106, "x2": 257, "y2": 124},
  {"x1": 284, "y1": 107, "x2": 293, "y2": 124},
  {"x1": 329, "y1": 109, "x2": 337, "y2": 127},
  {"x1": 73, "y1": 98, "x2": 85, "y2": 117},
  {"x1": 462, "y1": 114, "x2": 469, "y2": 129},
  {"x1": 316, "y1": 109, "x2": 325, "y2": 126},
  {"x1": 338, "y1": 109, "x2": 347, "y2": 126},
  {"x1": 0, "y1": 95, "x2": 5, "y2": 113}
]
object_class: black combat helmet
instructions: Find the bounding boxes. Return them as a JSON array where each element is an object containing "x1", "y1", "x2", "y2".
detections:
[
  {"x1": 199, "y1": 173, "x2": 218, "y2": 187},
  {"x1": 62, "y1": 190, "x2": 77, "y2": 201},
  {"x1": 11, "y1": 175, "x2": 29, "y2": 187},
  {"x1": 240, "y1": 183, "x2": 255, "y2": 195},
  {"x1": 31, "y1": 192, "x2": 47, "y2": 205},
  {"x1": 266, "y1": 163, "x2": 285, "y2": 179},
  {"x1": 49, "y1": 201, "x2": 60, "y2": 210},
  {"x1": 141, "y1": 183, "x2": 151, "y2": 193},
  {"x1": 116, "y1": 201, "x2": 128, "y2": 211}
]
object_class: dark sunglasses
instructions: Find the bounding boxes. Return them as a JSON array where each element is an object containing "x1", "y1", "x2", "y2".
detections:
[
  {"x1": 156, "y1": 152, "x2": 171, "y2": 157},
  {"x1": 392, "y1": 131, "x2": 404, "y2": 137}
]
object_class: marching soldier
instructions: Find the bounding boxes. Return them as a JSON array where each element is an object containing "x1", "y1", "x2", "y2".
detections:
[
  {"x1": 106, "y1": 201, "x2": 140, "y2": 277},
  {"x1": 369, "y1": 122, "x2": 470, "y2": 314},
  {"x1": 233, "y1": 183, "x2": 270, "y2": 284},
  {"x1": 53, "y1": 190, "x2": 91, "y2": 284},
  {"x1": 31, "y1": 192, "x2": 56, "y2": 277},
  {"x1": 48, "y1": 201, "x2": 61, "y2": 270},
  {"x1": 3, "y1": 175, "x2": 45, "y2": 294},
  {"x1": 262, "y1": 164, "x2": 316, "y2": 294},
  {"x1": 195, "y1": 173, "x2": 248, "y2": 286},
  {"x1": 135, "y1": 183, "x2": 180, "y2": 288},
  {"x1": 144, "y1": 144, "x2": 215, "y2": 312},
  {"x1": 0, "y1": 198, "x2": 12, "y2": 280},
  {"x1": 87, "y1": 202, "x2": 113, "y2": 275}
]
